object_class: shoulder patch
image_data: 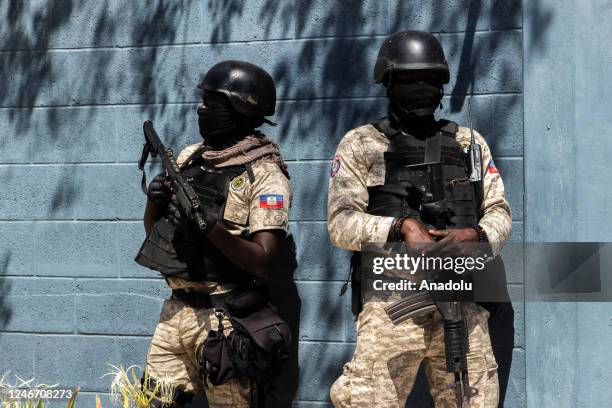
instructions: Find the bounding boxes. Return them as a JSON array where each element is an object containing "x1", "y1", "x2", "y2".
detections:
[
  {"x1": 330, "y1": 154, "x2": 341, "y2": 177},
  {"x1": 259, "y1": 194, "x2": 284, "y2": 209},
  {"x1": 230, "y1": 174, "x2": 248, "y2": 192},
  {"x1": 487, "y1": 158, "x2": 499, "y2": 174}
]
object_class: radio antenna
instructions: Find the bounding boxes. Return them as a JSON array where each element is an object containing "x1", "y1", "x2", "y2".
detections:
[{"x1": 468, "y1": 95, "x2": 476, "y2": 145}]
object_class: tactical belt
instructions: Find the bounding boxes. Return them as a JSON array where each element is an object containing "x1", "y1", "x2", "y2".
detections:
[{"x1": 171, "y1": 289, "x2": 233, "y2": 309}]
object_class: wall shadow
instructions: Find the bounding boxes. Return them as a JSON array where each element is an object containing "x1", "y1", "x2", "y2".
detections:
[
  {"x1": 449, "y1": 0, "x2": 482, "y2": 112},
  {"x1": 1, "y1": 0, "x2": 555, "y2": 405},
  {"x1": 0, "y1": 254, "x2": 13, "y2": 333},
  {"x1": 0, "y1": 0, "x2": 193, "y2": 157},
  {"x1": 488, "y1": 302, "x2": 515, "y2": 406},
  {"x1": 265, "y1": 234, "x2": 301, "y2": 407},
  {"x1": 525, "y1": 1, "x2": 554, "y2": 57},
  {"x1": 200, "y1": 0, "x2": 532, "y2": 405}
]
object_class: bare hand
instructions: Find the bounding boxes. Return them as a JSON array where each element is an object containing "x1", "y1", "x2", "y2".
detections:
[
  {"x1": 400, "y1": 219, "x2": 434, "y2": 254},
  {"x1": 428, "y1": 228, "x2": 478, "y2": 256}
]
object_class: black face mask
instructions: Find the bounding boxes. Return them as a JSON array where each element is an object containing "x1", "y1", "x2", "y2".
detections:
[
  {"x1": 197, "y1": 103, "x2": 240, "y2": 147},
  {"x1": 388, "y1": 82, "x2": 443, "y2": 122},
  {"x1": 197, "y1": 91, "x2": 265, "y2": 148}
]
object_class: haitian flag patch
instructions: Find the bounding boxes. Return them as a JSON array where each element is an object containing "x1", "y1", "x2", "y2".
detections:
[
  {"x1": 259, "y1": 194, "x2": 284, "y2": 209},
  {"x1": 487, "y1": 159, "x2": 499, "y2": 174}
]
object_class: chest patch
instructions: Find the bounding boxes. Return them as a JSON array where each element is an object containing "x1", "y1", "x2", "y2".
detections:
[{"x1": 230, "y1": 174, "x2": 247, "y2": 192}]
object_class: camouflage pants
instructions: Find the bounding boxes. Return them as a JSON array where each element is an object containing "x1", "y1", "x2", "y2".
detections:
[
  {"x1": 146, "y1": 298, "x2": 251, "y2": 407},
  {"x1": 330, "y1": 302, "x2": 499, "y2": 408}
]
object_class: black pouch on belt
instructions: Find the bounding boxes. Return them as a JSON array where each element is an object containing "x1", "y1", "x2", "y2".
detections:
[
  {"x1": 198, "y1": 288, "x2": 291, "y2": 387},
  {"x1": 198, "y1": 312, "x2": 234, "y2": 387},
  {"x1": 227, "y1": 305, "x2": 292, "y2": 384}
]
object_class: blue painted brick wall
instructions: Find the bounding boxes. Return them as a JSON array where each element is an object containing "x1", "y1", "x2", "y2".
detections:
[{"x1": 0, "y1": 1, "x2": 524, "y2": 406}]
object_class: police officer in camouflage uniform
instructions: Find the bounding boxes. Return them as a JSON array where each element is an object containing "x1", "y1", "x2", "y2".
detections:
[
  {"x1": 138, "y1": 60, "x2": 292, "y2": 407},
  {"x1": 327, "y1": 31, "x2": 512, "y2": 407}
]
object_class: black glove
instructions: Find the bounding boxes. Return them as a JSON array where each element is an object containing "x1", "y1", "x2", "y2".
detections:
[
  {"x1": 167, "y1": 195, "x2": 189, "y2": 232},
  {"x1": 147, "y1": 173, "x2": 171, "y2": 207},
  {"x1": 168, "y1": 195, "x2": 217, "y2": 236}
]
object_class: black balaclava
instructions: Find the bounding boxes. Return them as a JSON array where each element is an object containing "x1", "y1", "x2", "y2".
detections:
[
  {"x1": 387, "y1": 80, "x2": 443, "y2": 128},
  {"x1": 197, "y1": 91, "x2": 262, "y2": 149}
]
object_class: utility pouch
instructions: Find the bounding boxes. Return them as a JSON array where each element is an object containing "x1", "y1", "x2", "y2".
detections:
[
  {"x1": 228, "y1": 305, "x2": 292, "y2": 383},
  {"x1": 199, "y1": 311, "x2": 235, "y2": 386},
  {"x1": 198, "y1": 302, "x2": 291, "y2": 388}
]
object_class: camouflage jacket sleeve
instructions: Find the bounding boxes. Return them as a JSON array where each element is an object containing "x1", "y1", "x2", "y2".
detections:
[
  {"x1": 327, "y1": 130, "x2": 395, "y2": 251},
  {"x1": 247, "y1": 162, "x2": 292, "y2": 235},
  {"x1": 463, "y1": 129, "x2": 513, "y2": 257}
]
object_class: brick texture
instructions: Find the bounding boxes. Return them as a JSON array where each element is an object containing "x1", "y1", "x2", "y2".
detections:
[{"x1": 0, "y1": 1, "x2": 524, "y2": 406}]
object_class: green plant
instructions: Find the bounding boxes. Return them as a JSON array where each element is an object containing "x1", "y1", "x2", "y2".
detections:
[{"x1": 104, "y1": 365, "x2": 175, "y2": 408}]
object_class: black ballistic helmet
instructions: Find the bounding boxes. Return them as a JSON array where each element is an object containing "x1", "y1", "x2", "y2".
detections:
[
  {"x1": 373, "y1": 31, "x2": 450, "y2": 85},
  {"x1": 198, "y1": 60, "x2": 276, "y2": 117}
]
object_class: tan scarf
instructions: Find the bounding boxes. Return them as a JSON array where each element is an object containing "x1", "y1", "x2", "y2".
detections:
[{"x1": 200, "y1": 133, "x2": 290, "y2": 178}]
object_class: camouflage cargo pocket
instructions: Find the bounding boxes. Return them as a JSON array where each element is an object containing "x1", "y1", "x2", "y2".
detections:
[{"x1": 348, "y1": 357, "x2": 375, "y2": 407}]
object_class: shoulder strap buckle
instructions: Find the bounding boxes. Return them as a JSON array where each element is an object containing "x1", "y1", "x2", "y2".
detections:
[
  {"x1": 373, "y1": 118, "x2": 401, "y2": 139},
  {"x1": 437, "y1": 119, "x2": 459, "y2": 137}
]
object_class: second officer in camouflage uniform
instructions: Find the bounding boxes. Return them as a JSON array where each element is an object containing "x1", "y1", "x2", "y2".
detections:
[{"x1": 327, "y1": 31, "x2": 512, "y2": 407}]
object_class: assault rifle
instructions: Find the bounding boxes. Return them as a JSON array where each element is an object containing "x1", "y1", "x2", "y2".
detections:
[
  {"x1": 385, "y1": 293, "x2": 476, "y2": 407},
  {"x1": 138, "y1": 120, "x2": 209, "y2": 231}
]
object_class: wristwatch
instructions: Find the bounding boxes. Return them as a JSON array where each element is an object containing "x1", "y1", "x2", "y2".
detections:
[{"x1": 474, "y1": 225, "x2": 488, "y2": 242}]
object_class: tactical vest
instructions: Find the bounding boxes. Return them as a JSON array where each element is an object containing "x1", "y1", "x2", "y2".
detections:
[
  {"x1": 347, "y1": 119, "x2": 482, "y2": 315},
  {"x1": 367, "y1": 119, "x2": 480, "y2": 228},
  {"x1": 135, "y1": 151, "x2": 254, "y2": 285}
]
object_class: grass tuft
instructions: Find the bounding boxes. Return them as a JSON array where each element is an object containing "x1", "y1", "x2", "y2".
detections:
[
  {"x1": 103, "y1": 365, "x2": 175, "y2": 408},
  {"x1": 0, "y1": 364, "x2": 176, "y2": 408}
]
